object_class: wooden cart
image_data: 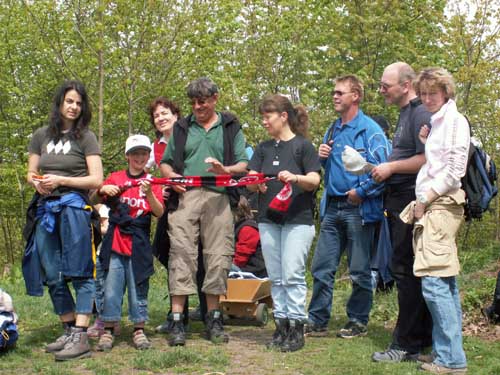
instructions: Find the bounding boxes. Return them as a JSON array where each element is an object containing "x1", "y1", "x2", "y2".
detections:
[{"x1": 219, "y1": 278, "x2": 273, "y2": 326}]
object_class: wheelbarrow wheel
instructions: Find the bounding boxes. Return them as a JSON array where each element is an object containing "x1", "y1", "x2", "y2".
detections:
[{"x1": 255, "y1": 303, "x2": 269, "y2": 326}]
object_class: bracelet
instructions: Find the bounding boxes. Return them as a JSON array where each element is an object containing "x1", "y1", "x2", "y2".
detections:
[{"x1": 295, "y1": 175, "x2": 299, "y2": 184}]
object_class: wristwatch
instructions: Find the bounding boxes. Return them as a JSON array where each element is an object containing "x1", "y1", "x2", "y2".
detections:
[{"x1": 417, "y1": 194, "x2": 429, "y2": 206}]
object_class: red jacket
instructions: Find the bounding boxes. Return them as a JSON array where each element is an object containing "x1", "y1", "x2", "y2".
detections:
[{"x1": 233, "y1": 225, "x2": 260, "y2": 268}]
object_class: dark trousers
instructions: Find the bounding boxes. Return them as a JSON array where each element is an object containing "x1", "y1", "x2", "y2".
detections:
[
  {"x1": 493, "y1": 271, "x2": 500, "y2": 314},
  {"x1": 385, "y1": 187, "x2": 433, "y2": 353}
]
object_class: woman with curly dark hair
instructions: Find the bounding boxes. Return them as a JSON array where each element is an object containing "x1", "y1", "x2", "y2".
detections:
[
  {"x1": 145, "y1": 96, "x2": 181, "y2": 172},
  {"x1": 25, "y1": 80, "x2": 103, "y2": 361}
]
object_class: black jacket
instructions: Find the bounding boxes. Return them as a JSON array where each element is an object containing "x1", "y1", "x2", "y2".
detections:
[
  {"x1": 99, "y1": 202, "x2": 154, "y2": 285},
  {"x1": 167, "y1": 111, "x2": 242, "y2": 211}
]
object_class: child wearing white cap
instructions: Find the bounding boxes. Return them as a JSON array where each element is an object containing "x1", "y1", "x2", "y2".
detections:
[{"x1": 91, "y1": 134, "x2": 164, "y2": 351}]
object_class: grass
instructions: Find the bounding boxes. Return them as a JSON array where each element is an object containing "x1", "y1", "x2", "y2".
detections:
[{"x1": 1, "y1": 244, "x2": 500, "y2": 374}]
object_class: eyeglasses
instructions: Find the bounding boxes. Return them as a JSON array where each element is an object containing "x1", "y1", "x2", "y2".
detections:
[
  {"x1": 379, "y1": 82, "x2": 399, "y2": 91},
  {"x1": 331, "y1": 90, "x2": 354, "y2": 97}
]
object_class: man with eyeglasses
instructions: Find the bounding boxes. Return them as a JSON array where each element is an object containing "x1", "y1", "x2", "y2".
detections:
[
  {"x1": 371, "y1": 62, "x2": 433, "y2": 363},
  {"x1": 160, "y1": 77, "x2": 248, "y2": 346},
  {"x1": 306, "y1": 75, "x2": 389, "y2": 339}
]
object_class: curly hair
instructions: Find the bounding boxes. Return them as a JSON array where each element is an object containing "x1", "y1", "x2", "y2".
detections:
[{"x1": 148, "y1": 97, "x2": 181, "y2": 139}]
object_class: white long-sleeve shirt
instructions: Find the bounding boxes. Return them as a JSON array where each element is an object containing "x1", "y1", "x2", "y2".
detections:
[{"x1": 416, "y1": 99, "x2": 470, "y2": 197}]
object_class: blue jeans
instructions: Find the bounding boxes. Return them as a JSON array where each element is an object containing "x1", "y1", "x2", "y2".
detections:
[
  {"x1": 421, "y1": 276, "x2": 467, "y2": 369},
  {"x1": 100, "y1": 253, "x2": 149, "y2": 323},
  {"x1": 308, "y1": 199, "x2": 375, "y2": 326},
  {"x1": 35, "y1": 221, "x2": 95, "y2": 315},
  {"x1": 258, "y1": 223, "x2": 315, "y2": 321}
]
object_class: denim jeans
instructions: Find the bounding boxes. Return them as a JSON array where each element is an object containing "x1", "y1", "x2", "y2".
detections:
[
  {"x1": 258, "y1": 223, "x2": 315, "y2": 321},
  {"x1": 308, "y1": 199, "x2": 375, "y2": 326},
  {"x1": 100, "y1": 253, "x2": 149, "y2": 323},
  {"x1": 35, "y1": 221, "x2": 95, "y2": 315},
  {"x1": 421, "y1": 276, "x2": 467, "y2": 369}
]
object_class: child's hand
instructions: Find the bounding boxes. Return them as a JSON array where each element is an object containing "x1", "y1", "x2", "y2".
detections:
[{"x1": 139, "y1": 179, "x2": 152, "y2": 195}]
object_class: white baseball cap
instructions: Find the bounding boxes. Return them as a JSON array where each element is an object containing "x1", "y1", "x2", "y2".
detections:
[{"x1": 125, "y1": 134, "x2": 151, "y2": 154}]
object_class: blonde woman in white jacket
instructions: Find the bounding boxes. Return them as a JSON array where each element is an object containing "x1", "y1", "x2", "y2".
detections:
[{"x1": 410, "y1": 68, "x2": 469, "y2": 375}]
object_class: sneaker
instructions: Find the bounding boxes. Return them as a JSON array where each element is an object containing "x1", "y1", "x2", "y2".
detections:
[
  {"x1": 304, "y1": 322, "x2": 328, "y2": 337},
  {"x1": 45, "y1": 328, "x2": 72, "y2": 353},
  {"x1": 168, "y1": 313, "x2": 186, "y2": 347},
  {"x1": 87, "y1": 319, "x2": 104, "y2": 339},
  {"x1": 54, "y1": 327, "x2": 91, "y2": 361},
  {"x1": 419, "y1": 362, "x2": 467, "y2": 374},
  {"x1": 372, "y1": 348, "x2": 418, "y2": 363},
  {"x1": 205, "y1": 310, "x2": 229, "y2": 344},
  {"x1": 336, "y1": 321, "x2": 367, "y2": 339},
  {"x1": 132, "y1": 329, "x2": 151, "y2": 350},
  {"x1": 96, "y1": 331, "x2": 114, "y2": 352}
]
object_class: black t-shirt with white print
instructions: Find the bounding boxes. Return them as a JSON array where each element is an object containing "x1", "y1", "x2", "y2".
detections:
[{"x1": 248, "y1": 135, "x2": 321, "y2": 225}]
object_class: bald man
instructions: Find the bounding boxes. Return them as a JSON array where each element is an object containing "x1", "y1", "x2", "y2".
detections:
[{"x1": 371, "y1": 62, "x2": 433, "y2": 363}]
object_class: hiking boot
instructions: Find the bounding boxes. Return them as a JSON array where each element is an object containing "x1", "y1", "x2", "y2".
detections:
[
  {"x1": 155, "y1": 319, "x2": 173, "y2": 334},
  {"x1": 419, "y1": 362, "x2": 467, "y2": 374},
  {"x1": 133, "y1": 329, "x2": 151, "y2": 350},
  {"x1": 54, "y1": 327, "x2": 91, "y2": 361},
  {"x1": 96, "y1": 330, "x2": 114, "y2": 352},
  {"x1": 281, "y1": 319, "x2": 305, "y2": 352},
  {"x1": 168, "y1": 313, "x2": 186, "y2": 347},
  {"x1": 482, "y1": 305, "x2": 500, "y2": 324},
  {"x1": 372, "y1": 348, "x2": 419, "y2": 363},
  {"x1": 304, "y1": 321, "x2": 328, "y2": 337},
  {"x1": 45, "y1": 327, "x2": 72, "y2": 353},
  {"x1": 205, "y1": 309, "x2": 229, "y2": 344},
  {"x1": 266, "y1": 318, "x2": 289, "y2": 349},
  {"x1": 336, "y1": 321, "x2": 367, "y2": 339}
]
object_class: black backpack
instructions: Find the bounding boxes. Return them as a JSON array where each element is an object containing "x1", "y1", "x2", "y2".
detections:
[{"x1": 461, "y1": 142, "x2": 498, "y2": 221}]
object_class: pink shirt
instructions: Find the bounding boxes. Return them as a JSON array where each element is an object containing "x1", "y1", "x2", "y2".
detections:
[{"x1": 416, "y1": 99, "x2": 470, "y2": 197}]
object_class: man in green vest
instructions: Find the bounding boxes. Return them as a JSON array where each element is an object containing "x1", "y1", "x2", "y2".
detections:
[{"x1": 160, "y1": 77, "x2": 248, "y2": 346}]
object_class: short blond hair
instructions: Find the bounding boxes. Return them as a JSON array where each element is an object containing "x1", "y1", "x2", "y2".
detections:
[
  {"x1": 335, "y1": 74, "x2": 364, "y2": 102},
  {"x1": 414, "y1": 68, "x2": 456, "y2": 100}
]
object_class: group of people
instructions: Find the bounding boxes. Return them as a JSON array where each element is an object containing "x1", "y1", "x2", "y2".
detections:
[{"x1": 23, "y1": 62, "x2": 471, "y2": 374}]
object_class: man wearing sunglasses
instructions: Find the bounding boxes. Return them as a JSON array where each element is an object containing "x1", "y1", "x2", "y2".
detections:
[{"x1": 306, "y1": 75, "x2": 388, "y2": 339}]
